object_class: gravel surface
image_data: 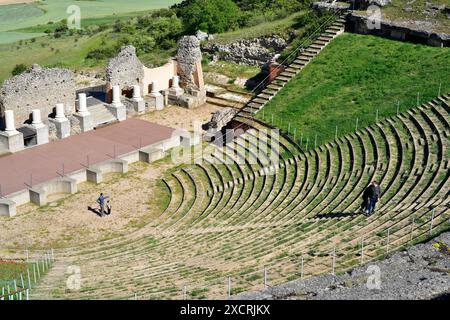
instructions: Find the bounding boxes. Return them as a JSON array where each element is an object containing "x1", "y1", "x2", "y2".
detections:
[{"x1": 234, "y1": 231, "x2": 450, "y2": 300}]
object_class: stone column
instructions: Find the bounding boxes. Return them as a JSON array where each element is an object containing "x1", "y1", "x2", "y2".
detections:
[
  {"x1": 149, "y1": 81, "x2": 164, "y2": 111},
  {"x1": 0, "y1": 110, "x2": 24, "y2": 153},
  {"x1": 169, "y1": 76, "x2": 184, "y2": 97},
  {"x1": 31, "y1": 109, "x2": 49, "y2": 145},
  {"x1": 49, "y1": 103, "x2": 70, "y2": 139},
  {"x1": 4, "y1": 110, "x2": 17, "y2": 133},
  {"x1": 131, "y1": 85, "x2": 145, "y2": 113},
  {"x1": 74, "y1": 93, "x2": 94, "y2": 132},
  {"x1": 77, "y1": 93, "x2": 90, "y2": 116},
  {"x1": 107, "y1": 85, "x2": 126, "y2": 121},
  {"x1": 55, "y1": 103, "x2": 67, "y2": 122}
]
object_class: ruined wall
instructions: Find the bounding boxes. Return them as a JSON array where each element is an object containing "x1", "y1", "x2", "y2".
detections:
[
  {"x1": 177, "y1": 36, "x2": 204, "y2": 90},
  {"x1": 142, "y1": 60, "x2": 177, "y2": 95},
  {"x1": 0, "y1": 64, "x2": 75, "y2": 129},
  {"x1": 105, "y1": 46, "x2": 145, "y2": 92},
  {"x1": 347, "y1": 12, "x2": 450, "y2": 47}
]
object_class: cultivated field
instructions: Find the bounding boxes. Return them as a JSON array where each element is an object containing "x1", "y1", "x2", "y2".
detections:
[{"x1": 0, "y1": 0, "x2": 181, "y2": 43}]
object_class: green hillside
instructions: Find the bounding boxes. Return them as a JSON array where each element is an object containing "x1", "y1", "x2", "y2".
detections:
[{"x1": 258, "y1": 33, "x2": 450, "y2": 147}]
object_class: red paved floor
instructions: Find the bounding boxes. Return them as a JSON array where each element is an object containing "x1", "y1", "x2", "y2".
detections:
[{"x1": 0, "y1": 119, "x2": 175, "y2": 196}]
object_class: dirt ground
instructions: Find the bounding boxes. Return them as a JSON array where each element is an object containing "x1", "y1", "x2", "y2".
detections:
[
  {"x1": 0, "y1": 103, "x2": 221, "y2": 251},
  {"x1": 138, "y1": 103, "x2": 221, "y2": 132}
]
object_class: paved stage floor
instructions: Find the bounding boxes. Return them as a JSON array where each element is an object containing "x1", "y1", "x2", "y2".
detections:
[{"x1": 0, "y1": 119, "x2": 175, "y2": 196}]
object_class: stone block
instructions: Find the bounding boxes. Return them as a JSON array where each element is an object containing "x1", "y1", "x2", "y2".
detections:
[
  {"x1": 73, "y1": 113, "x2": 94, "y2": 132},
  {"x1": 180, "y1": 132, "x2": 201, "y2": 147},
  {"x1": 107, "y1": 104, "x2": 127, "y2": 122},
  {"x1": 29, "y1": 177, "x2": 77, "y2": 206},
  {"x1": 131, "y1": 99, "x2": 146, "y2": 113},
  {"x1": 86, "y1": 168, "x2": 103, "y2": 184},
  {"x1": 34, "y1": 124, "x2": 49, "y2": 145},
  {"x1": 49, "y1": 118, "x2": 71, "y2": 139},
  {"x1": 148, "y1": 94, "x2": 164, "y2": 111},
  {"x1": 0, "y1": 130, "x2": 24, "y2": 153},
  {"x1": 139, "y1": 147, "x2": 165, "y2": 163},
  {"x1": 0, "y1": 199, "x2": 16, "y2": 217}
]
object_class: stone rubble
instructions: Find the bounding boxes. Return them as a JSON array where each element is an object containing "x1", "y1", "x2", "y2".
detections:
[
  {"x1": 234, "y1": 232, "x2": 450, "y2": 300},
  {"x1": 203, "y1": 36, "x2": 288, "y2": 66}
]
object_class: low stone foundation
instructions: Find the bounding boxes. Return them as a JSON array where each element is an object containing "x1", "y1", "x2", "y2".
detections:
[{"x1": 347, "y1": 12, "x2": 450, "y2": 47}]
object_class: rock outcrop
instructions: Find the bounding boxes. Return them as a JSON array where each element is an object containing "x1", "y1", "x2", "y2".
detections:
[{"x1": 0, "y1": 64, "x2": 75, "y2": 128}]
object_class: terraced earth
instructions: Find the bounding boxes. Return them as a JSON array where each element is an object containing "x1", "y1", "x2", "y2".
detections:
[{"x1": 31, "y1": 91, "x2": 450, "y2": 299}]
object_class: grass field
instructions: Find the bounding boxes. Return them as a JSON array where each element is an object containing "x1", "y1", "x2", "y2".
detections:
[
  {"x1": 0, "y1": 31, "x2": 107, "y2": 82},
  {"x1": 0, "y1": 0, "x2": 182, "y2": 43},
  {"x1": 210, "y1": 11, "x2": 307, "y2": 44},
  {"x1": 258, "y1": 33, "x2": 450, "y2": 147}
]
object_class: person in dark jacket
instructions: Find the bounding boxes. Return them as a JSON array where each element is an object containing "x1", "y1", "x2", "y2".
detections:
[
  {"x1": 368, "y1": 181, "x2": 381, "y2": 214},
  {"x1": 361, "y1": 185, "x2": 374, "y2": 215}
]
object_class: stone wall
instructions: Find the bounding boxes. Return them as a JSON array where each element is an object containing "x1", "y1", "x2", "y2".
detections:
[
  {"x1": 0, "y1": 64, "x2": 75, "y2": 129},
  {"x1": 347, "y1": 12, "x2": 450, "y2": 47},
  {"x1": 203, "y1": 36, "x2": 288, "y2": 66}
]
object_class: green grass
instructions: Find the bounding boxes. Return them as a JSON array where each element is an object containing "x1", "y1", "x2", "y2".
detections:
[
  {"x1": 0, "y1": 0, "x2": 182, "y2": 44},
  {"x1": 210, "y1": 11, "x2": 307, "y2": 44},
  {"x1": 258, "y1": 33, "x2": 450, "y2": 147},
  {"x1": 0, "y1": 28, "x2": 175, "y2": 82}
]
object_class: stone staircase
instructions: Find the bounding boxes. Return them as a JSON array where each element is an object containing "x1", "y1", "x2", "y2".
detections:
[
  {"x1": 239, "y1": 14, "x2": 347, "y2": 117},
  {"x1": 88, "y1": 104, "x2": 117, "y2": 128}
]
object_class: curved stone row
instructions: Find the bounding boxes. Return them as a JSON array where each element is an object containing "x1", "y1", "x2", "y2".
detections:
[{"x1": 33, "y1": 95, "x2": 450, "y2": 300}]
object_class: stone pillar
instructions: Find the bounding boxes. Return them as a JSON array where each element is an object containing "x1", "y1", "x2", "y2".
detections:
[
  {"x1": 49, "y1": 103, "x2": 70, "y2": 139},
  {"x1": 131, "y1": 84, "x2": 145, "y2": 113},
  {"x1": 0, "y1": 110, "x2": 24, "y2": 153},
  {"x1": 74, "y1": 93, "x2": 94, "y2": 132},
  {"x1": 169, "y1": 76, "x2": 184, "y2": 97},
  {"x1": 107, "y1": 85, "x2": 127, "y2": 121},
  {"x1": 55, "y1": 103, "x2": 67, "y2": 121},
  {"x1": 31, "y1": 109, "x2": 49, "y2": 145},
  {"x1": 149, "y1": 81, "x2": 164, "y2": 111},
  {"x1": 4, "y1": 110, "x2": 16, "y2": 133},
  {"x1": 77, "y1": 93, "x2": 90, "y2": 116},
  {"x1": 112, "y1": 85, "x2": 122, "y2": 105}
]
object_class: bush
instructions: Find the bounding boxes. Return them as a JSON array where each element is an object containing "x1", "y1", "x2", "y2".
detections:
[
  {"x1": 175, "y1": 0, "x2": 241, "y2": 34},
  {"x1": 11, "y1": 64, "x2": 27, "y2": 76}
]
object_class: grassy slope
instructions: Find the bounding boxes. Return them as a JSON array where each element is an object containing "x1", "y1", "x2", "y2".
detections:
[
  {"x1": 0, "y1": 0, "x2": 182, "y2": 43},
  {"x1": 258, "y1": 33, "x2": 450, "y2": 146},
  {"x1": 0, "y1": 0, "x2": 182, "y2": 32},
  {"x1": 357, "y1": 0, "x2": 450, "y2": 33},
  {"x1": 210, "y1": 10, "x2": 307, "y2": 44},
  {"x1": 0, "y1": 32, "x2": 105, "y2": 82}
]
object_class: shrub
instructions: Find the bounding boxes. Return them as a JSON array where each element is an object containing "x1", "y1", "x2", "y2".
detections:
[{"x1": 11, "y1": 64, "x2": 27, "y2": 76}]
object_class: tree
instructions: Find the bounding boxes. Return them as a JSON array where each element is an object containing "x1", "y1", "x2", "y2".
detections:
[
  {"x1": 176, "y1": 0, "x2": 241, "y2": 34},
  {"x1": 11, "y1": 64, "x2": 27, "y2": 76}
]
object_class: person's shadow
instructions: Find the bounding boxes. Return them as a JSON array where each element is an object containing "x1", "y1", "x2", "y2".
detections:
[{"x1": 88, "y1": 206, "x2": 103, "y2": 217}]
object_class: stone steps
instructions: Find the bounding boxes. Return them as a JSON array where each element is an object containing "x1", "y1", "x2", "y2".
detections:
[{"x1": 88, "y1": 104, "x2": 117, "y2": 127}]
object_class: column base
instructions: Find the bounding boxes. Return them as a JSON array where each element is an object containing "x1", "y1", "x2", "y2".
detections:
[
  {"x1": 32, "y1": 124, "x2": 49, "y2": 145},
  {"x1": 148, "y1": 94, "x2": 164, "y2": 111},
  {"x1": 0, "y1": 130, "x2": 25, "y2": 153},
  {"x1": 49, "y1": 118, "x2": 71, "y2": 139},
  {"x1": 107, "y1": 103, "x2": 127, "y2": 121},
  {"x1": 131, "y1": 98, "x2": 146, "y2": 113},
  {"x1": 73, "y1": 113, "x2": 94, "y2": 132}
]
